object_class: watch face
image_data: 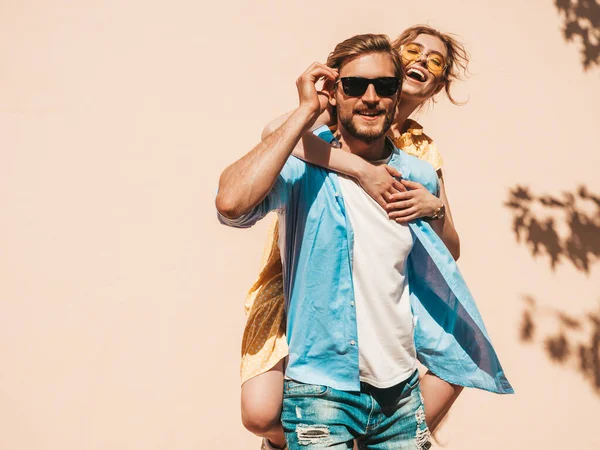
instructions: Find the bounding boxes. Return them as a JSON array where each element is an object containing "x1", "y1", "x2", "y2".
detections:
[
  {"x1": 430, "y1": 204, "x2": 445, "y2": 220},
  {"x1": 438, "y1": 204, "x2": 446, "y2": 220}
]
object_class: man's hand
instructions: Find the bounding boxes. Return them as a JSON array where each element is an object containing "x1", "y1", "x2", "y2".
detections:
[
  {"x1": 296, "y1": 62, "x2": 338, "y2": 128},
  {"x1": 216, "y1": 62, "x2": 337, "y2": 221}
]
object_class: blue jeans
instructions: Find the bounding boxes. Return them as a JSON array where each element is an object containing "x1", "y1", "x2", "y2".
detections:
[{"x1": 281, "y1": 370, "x2": 431, "y2": 450}]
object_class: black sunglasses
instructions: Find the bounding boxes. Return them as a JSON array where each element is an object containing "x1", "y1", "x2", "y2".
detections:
[{"x1": 338, "y1": 77, "x2": 400, "y2": 97}]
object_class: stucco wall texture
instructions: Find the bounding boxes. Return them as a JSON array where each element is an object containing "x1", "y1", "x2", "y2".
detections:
[{"x1": 1, "y1": 1, "x2": 599, "y2": 449}]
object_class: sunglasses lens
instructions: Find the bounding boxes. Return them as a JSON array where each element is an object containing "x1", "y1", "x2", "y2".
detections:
[
  {"x1": 402, "y1": 43, "x2": 446, "y2": 76},
  {"x1": 427, "y1": 55, "x2": 445, "y2": 74},
  {"x1": 401, "y1": 44, "x2": 421, "y2": 62},
  {"x1": 372, "y1": 77, "x2": 400, "y2": 96},
  {"x1": 340, "y1": 78, "x2": 399, "y2": 97},
  {"x1": 341, "y1": 78, "x2": 369, "y2": 96}
]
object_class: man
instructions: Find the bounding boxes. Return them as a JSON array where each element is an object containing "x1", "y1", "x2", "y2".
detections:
[{"x1": 217, "y1": 34, "x2": 512, "y2": 449}]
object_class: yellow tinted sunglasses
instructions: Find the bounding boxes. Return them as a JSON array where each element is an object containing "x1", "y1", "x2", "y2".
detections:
[{"x1": 400, "y1": 43, "x2": 447, "y2": 76}]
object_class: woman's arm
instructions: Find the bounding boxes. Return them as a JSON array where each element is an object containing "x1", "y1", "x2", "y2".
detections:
[
  {"x1": 420, "y1": 370, "x2": 464, "y2": 432},
  {"x1": 431, "y1": 171, "x2": 460, "y2": 260},
  {"x1": 293, "y1": 132, "x2": 406, "y2": 206},
  {"x1": 262, "y1": 106, "x2": 406, "y2": 208},
  {"x1": 385, "y1": 170, "x2": 460, "y2": 260},
  {"x1": 260, "y1": 108, "x2": 459, "y2": 258}
]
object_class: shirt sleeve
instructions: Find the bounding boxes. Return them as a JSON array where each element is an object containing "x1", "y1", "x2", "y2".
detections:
[
  {"x1": 217, "y1": 125, "x2": 334, "y2": 228},
  {"x1": 425, "y1": 162, "x2": 441, "y2": 198},
  {"x1": 217, "y1": 156, "x2": 305, "y2": 228},
  {"x1": 426, "y1": 140, "x2": 444, "y2": 172}
]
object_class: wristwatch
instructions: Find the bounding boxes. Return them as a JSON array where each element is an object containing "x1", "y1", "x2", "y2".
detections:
[{"x1": 427, "y1": 203, "x2": 446, "y2": 221}]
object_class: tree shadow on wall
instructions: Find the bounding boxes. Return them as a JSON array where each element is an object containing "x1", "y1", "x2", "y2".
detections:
[
  {"x1": 555, "y1": 0, "x2": 600, "y2": 70},
  {"x1": 505, "y1": 185, "x2": 600, "y2": 274},
  {"x1": 520, "y1": 295, "x2": 600, "y2": 394}
]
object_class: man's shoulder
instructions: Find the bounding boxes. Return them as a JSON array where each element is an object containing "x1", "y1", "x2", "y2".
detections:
[
  {"x1": 392, "y1": 148, "x2": 437, "y2": 176},
  {"x1": 390, "y1": 148, "x2": 439, "y2": 195},
  {"x1": 281, "y1": 154, "x2": 308, "y2": 178}
]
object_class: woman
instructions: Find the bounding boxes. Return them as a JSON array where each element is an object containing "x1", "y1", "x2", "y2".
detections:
[{"x1": 241, "y1": 25, "x2": 469, "y2": 450}]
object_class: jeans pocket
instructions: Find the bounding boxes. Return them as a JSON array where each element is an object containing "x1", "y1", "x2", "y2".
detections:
[
  {"x1": 402, "y1": 369, "x2": 420, "y2": 392},
  {"x1": 283, "y1": 380, "x2": 330, "y2": 398}
]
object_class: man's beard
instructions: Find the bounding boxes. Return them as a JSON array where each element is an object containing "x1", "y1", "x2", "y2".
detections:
[{"x1": 339, "y1": 107, "x2": 396, "y2": 143}]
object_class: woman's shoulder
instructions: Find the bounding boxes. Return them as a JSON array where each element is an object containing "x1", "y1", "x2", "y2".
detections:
[{"x1": 388, "y1": 119, "x2": 444, "y2": 171}]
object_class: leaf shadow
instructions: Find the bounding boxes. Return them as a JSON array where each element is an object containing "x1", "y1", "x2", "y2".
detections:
[
  {"x1": 520, "y1": 296, "x2": 600, "y2": 394},
  {"x1": 505, "y1": 185, "x2": 600, "y2": 274},
  {"x1": 555, "y1": 0, "x2": 600, "y2": 71}
]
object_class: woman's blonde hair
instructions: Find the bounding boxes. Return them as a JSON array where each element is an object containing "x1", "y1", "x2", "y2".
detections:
[{"x1": 392, "y1": 25, "x2": 469, "y2": 105}]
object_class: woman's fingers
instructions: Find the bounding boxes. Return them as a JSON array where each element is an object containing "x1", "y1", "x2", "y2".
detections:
[
  {"x1": 395, "y1": 212, "x2": 420, "y2": 223},
  {"x1": 388, "y1": 191, "x2": 412, "y2": 202},
  {"x1": 400, "y1": 178, "x2": 423, "y2": 190},
  {"x1": 384, "y1": 165, "x2": 402, "y2": 179},
  {"x1": 375, "y1": 194, "x2": 387, "y2": 209},
  {"x1": 385, "y1": 200, "x2": 412, "y2": 212},
  {"x1": 392, "y1": 180, "x2": 407, "y2": 192},
  {"x1": 388, "y1": 206, "x2": 418, "y2": 219}
]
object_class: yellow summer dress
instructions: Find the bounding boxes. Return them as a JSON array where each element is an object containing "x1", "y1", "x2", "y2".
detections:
[{"x1": 240, "y1": 119, "x2": 443, "y2": 384}]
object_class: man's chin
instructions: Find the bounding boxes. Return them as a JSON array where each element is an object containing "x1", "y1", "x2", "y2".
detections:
[
  {"x1": 352, "y1": 124, "x2": 386, "y2": 142},
  {"x1": 354, "y1": 131, "x2": 386, "y2": 143}
]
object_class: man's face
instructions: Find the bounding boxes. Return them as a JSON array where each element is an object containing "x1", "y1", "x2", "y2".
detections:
[{"x1": 331, "y1": 52, "x2": 399, "y2": 143}]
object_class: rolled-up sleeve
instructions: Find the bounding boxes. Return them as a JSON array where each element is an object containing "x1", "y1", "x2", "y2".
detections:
[{"x1": 216, "y1": 156, "x2": 305, "y2": 228}]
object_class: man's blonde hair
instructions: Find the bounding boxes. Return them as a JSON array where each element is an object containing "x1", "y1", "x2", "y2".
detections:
[
  {"x1": 326, "y1": 33, "x2": 404, "y2": 79},
  {"x1": 392, "y1": 25, "x2": 469, "y2": 105}
]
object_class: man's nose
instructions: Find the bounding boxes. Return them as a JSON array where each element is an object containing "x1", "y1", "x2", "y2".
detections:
[{"x1": 361, "y1": 83, "x2": 379, "y2": 102}]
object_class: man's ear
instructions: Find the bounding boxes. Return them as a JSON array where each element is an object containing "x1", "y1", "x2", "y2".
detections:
[
  {"x1": 329, "y1": 91, "x2": 337, "y2": 107},
  {"x1": 322, "y1": 78, "x2": 334, "y2": 93},
  {"x1": 324, "y1": 79, "x2": 337, "y2": 106}
]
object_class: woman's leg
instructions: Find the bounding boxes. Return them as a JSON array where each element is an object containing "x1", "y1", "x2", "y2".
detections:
[
  {"x1": 419, "y1": 370, "x2": 464, "y2": 432},
  {"x1": 241, "y1": 359, "x2": 286, "y2": 448}
]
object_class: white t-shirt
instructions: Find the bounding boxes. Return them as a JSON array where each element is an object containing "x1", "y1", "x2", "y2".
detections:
[{"x1": 337, "y1": 161, "x2": 417, "y2": 388}]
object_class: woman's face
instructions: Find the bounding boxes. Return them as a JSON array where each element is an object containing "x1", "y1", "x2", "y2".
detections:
[{"x1": 400, "y1": 33, "x2": 448, "y2": 103}]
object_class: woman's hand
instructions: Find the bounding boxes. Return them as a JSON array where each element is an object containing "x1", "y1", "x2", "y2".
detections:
[
  {"x1": 385, "y1": 179, "x2": 443, "y2": 223},
  {"x1": 355, "y1": 164, "x2": 406, "y2": 208}
]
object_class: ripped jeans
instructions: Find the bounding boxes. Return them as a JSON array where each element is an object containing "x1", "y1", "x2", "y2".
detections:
[{"x1": 281, "y1": 370, "x2": 431, "y2": 450}]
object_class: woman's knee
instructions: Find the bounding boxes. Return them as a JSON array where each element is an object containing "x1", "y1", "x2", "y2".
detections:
[
  {"x1": 240, "y1": 362, "x2": 285, "y2": 435},
  {"x1": 241, "y1": 401, "x2": 281, "y2": 435}
]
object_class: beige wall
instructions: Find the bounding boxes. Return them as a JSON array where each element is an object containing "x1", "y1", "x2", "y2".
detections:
[{"x1": 1, "y1": 1, "x2": 599, "y2": 449}]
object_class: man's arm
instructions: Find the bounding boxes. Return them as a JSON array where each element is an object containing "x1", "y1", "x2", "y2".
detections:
[
  {"x1": 215, "y1": 62, "x2": 338, "y2": 220},
  {"x1": 216, "y1": 108, "x2": 315, "y2": 220}
]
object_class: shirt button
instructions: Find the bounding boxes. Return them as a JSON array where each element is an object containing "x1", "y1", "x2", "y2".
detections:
[
  {"x1": 350, "y1": 301, "x2": 355, "y2": 306},
  {"x1": 350, "y1": 340, "x2": 356, "y2": 346}
]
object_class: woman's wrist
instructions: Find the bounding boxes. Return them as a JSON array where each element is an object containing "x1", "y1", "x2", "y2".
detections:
[
  {"x1": 352, "y1": 157, "x2": 373, "y2": 181},
  {"x1": 428, "y1": 198, "x2": 445, "y2": 220}
]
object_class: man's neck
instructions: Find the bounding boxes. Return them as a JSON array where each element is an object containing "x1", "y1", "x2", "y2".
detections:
[{"x1": 337, "y1": 127, "x2": 391, "y2": 162}]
